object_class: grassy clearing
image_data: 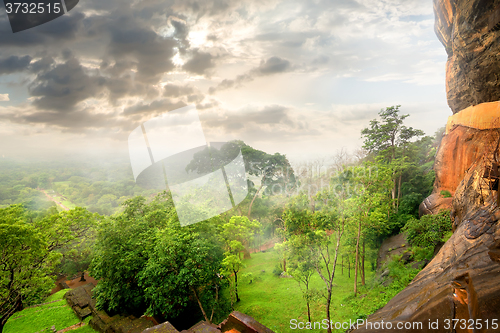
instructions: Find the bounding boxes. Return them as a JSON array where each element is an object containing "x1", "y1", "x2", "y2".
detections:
[
  {"x1": 4, "y1": 289, "x2": 97, "y2": 333},
  {"x1": 231, "y1": 247, "x2": 415, "y2": 333},
  {"x1": 62, "y1": 200, "x2": 77, "y2": 209}
]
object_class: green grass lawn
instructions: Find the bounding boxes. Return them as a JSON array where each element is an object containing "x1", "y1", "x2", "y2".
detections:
[
  {"x1": 231, "y1": 248, "x2": 410, "y2": 333},
  {"x1": 62, "y1": 200, "x2": 77, "y2": 209},
  {"x1": 4, "y1": 290, "x2": 97, "y2": 333}
]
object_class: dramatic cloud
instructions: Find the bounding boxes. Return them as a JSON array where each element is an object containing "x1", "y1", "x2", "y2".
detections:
[
  {"x1": 122, "y1": 99, "x2": 187, "y2": 116},
  {"x1": 209, "y1": 56, "x2": 293, "y2": 93},
  {"x1": 0, "y1": 56, "x2": 32, "y2": 74},
  {"x1": 0, "y1": 0, "x2": 448, "y2": 160},
  {"x1": 182, "y1": 50, "x2": 216, "y2": 75},
  {"x1": 164, "y1": 84, "x2": 195, "y2": 98},
  {"x1": 28, "y1": 56, "x2": 106, "y2": 111}
]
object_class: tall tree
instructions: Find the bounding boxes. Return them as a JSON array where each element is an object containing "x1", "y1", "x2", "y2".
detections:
[
  {"x1": 346, "y1": 162, "x2": 392, "y2": 295},
  {"x1": 361, "y1": 106, "x2": 424, "y2": 211},
  {"x1": 281, "y1": 185, "x2": 347, "y2": 333}
]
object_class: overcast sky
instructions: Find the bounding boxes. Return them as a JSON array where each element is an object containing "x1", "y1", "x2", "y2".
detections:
[{"x1": 0, "y1": 0, "x2": 449, "y2": 164}]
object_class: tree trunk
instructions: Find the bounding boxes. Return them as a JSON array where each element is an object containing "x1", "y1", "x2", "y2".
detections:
[
  {"x1": 396, "y1": 173, "x2": 402, "y2": 212},
  {"x1": 326, "y1": 286, "x2": 333, "y2": 333},
  {"x1": 210, "y1": 284, "x2": 219, "y2": 323},
  {"x1": 354, "y1": 220, "x2": 361, "y2": 295},
  {"x1": 80, "y1": 271, "x2": 86, "y2": 282},
  {"x1": 307, "y1": 301, "x2": 311, "y2": 323},
  {"x1": 234, "y1": 270, "x2": 241, "y2": 302},
  {"x1": 361, "y1": 239, "x2": 366, "y2": 286},
  {"x1": 283, "y1": 256, "x2": 286, "y2": 272},
  {"x1": 248, "y1": 183, "x2": 264, "y2": 218},
  {"x1": 332, "y1": 229, "x2": 342, "y2": 278},
  {"x1": 348, "y1": 255, "x2": 350, "y2": 278},
  {"x1": 191, "y1": 286, "x2": 209, "y2": 323}
]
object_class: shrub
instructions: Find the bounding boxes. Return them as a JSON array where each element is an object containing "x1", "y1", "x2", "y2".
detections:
[
  {"x1": 440, "y1": 190, "x2": 452, "y2": 198},
  {"x1": 272, "y1": 263, "x2": 282, "y2": 277},
  {"x1": 402, "y1": 210, "x2": 452, "y2": 249},
  {"x1": 242, "y1": 273, "x2": 254, "y2": 284},
  {"x1": 411, "y1": 246, "x2": 433, "y2": 262}
]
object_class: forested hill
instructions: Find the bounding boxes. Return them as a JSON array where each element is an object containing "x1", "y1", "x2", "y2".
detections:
[{"x1": 1, "y1": 109, "x2": 449, "y2": 333}]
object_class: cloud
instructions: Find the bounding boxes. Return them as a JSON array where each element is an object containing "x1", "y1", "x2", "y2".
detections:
[
  {"x1": 0, "y1": 94, "x2": 9, "y2": 102},
  {"x1": 0, "y1": 104, "x2": 123, "y2": 132},
  {"x1": 209, "y1": 56, "x2": 292, "y2": 93},
  {"x1": 164, "y1": 83, "x2": 195, "y2": 97},
  {"x1": 256, "y1": 56, "x2": 291, "y2": 74},
  {"x1": 182, "y1": 50, "x2": 216, "y2": 75},
  {"x1": 28, "y1": 56, "x2": 106, "y2": 111},
  {"x1": 0, "y1": 11, "x2": 84, "y2": 47},
  {"x1": 203, "y1": 104, "x2": 302, "y2": 131},
  {"x1": 104, "y1": 16, "x2": 177, "y2": 83},
  {"x1": 122, "y1": 99, "x2": 187, "y2": 115},
  {"x1": 0, "y1": 56, "x2": 32, "y2": 74}
]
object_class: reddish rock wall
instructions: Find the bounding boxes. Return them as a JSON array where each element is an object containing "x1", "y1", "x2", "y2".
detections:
[
  {"x1": 435, "y1": 0, "x2": 500, "y2": 113},
  {"x1": 355, "y1": 0, "x2": 500, "y2": 330},
  {"x1": 356, "y1": 146, "x2": 500, "y2": 332}
]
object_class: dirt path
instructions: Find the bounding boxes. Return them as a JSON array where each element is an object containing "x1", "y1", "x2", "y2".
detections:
[
  {"x1": 40, "y1": 189, "x2": 70, "y2": 211},
  {"x1": 51, "y1": 272, "x2": 98, "y2": 294},
  {"x1": 249, "y1": 238, "x2": 279, "y2": 254}
]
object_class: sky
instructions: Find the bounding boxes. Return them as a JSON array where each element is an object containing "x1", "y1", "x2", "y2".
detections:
[{"x1": 0, "y1": 0, "x2": 450, "y2": 164}]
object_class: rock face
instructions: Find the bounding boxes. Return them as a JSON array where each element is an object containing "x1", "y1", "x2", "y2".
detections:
[
  {"x1": 64, "y1": 283, "x2": 155, "y2": 333},
  {"x1": 354, "y1": 1, "x2": 500, "y2": 331},
  {"x1": 435, "y1": 0, "x2": 500, "y2": 113},
  {"x1": 356, "y1": 153, "x2": 500, "y2": 332}
]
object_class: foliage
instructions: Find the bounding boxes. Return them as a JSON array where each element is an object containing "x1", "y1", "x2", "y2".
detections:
[
  {"x1": 402, "y1": 210, "x2": 452, "y2": 249},
  {"x1": 0, "y1": 205, "x2": 98, "y2": 332},
  {"x1": 440, "y1": 190, "x2": 452, "y2": 198},
  {"x1": 411, "y1": 246, "x2": 434, "y2": 262},
  {"x1": 139, "y1": 223, "x2": 224, "y2": 321},
  {"x1": 91, "y1": 193, "x2": 229, "y2": 324}
]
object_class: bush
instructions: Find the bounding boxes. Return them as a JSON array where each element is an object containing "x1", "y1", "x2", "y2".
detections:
[
  {"x1": 411, "y1": 246, "x2": 433, "y2": 262},
  {"x1": 440, "y1": 190, "x2": 452, "y2": 198},
  {"x1": 402, "y1": 210, "x2": 452, "y2": 249},
  {"x1": 272, "y1": 263, "x2": 283, "y2": 277},
  {"x1": 242, "y1": 273, "x2": 255, "y2": 284}
]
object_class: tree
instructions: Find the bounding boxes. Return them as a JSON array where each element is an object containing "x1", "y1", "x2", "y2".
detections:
[
  {"x1": 346, "y1": 162, "x2": 393, "y2": 294},
  {"x1": 91, "y1": 195, "x2": 173, "y2": 314},
  {"x1": 139, "y1": 223, "x2": 224, "y2": 323},
  {"x1": 186, "y1": 141, "x2": 296, "y2": 219},
  {"x1": 221, "y1": 216, "x2": 261, "y2": 257},
  {"x1": 91, "y1": 193, "x2": 229, "y2": 323},
  {"x1": 286, "y1": 237, "x2": 318, "y2": 323},
  {"x1": 281, "y1": 189, "x2": 346, "y2": 333},
  {"x1": 361, "y1": 106, "x2": 424, "y2": 211},
  {"x1": 221, "y1": 241, "x2": 245, "y2": 304},
  {"x1": 0, "y1": 205, "x2": 98, "y2": 333},
  {"x1": 219, "y1": 216, "x2": 261, "y2": 303}
]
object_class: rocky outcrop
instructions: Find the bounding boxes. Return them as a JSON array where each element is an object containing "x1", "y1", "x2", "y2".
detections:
[
  {"x1": 64, "y1": 283, "x2": 155, "y2": 333},
  {"x1": 354, "y1": 0, "x2": 500, "y2": 330},
  {"x1": 142, "y1": 312, "x2": 275, "y2": 333},
  {"x1": 435, "y1": 0, "x2": 500, "y2": 113},
  {"x1": 420, "y1": 100, "x2": 500, "y2": 216},
  {"x1": 376, "y1": 233, "x2": 408, "y2": 270},
  {"x1": 356, "y1": 145, "x2": 500, "y2": 332}
]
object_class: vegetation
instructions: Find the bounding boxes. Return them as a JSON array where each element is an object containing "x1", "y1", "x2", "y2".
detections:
[
  {"x1": 402, "y1": 210, "x2": 452, "y2": 249},
  {"x1": 0, "y1": 105, "x2": 448, "y2": 333},
  {"x1": 3, "y1": 289, "x2": 96, "y2": 333},
  {"x1": 0, "y1": 205, "x2": 98, "y2": 332}
]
